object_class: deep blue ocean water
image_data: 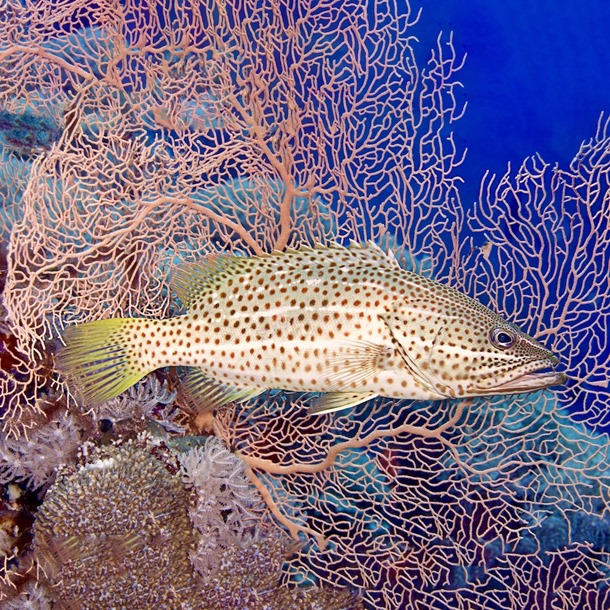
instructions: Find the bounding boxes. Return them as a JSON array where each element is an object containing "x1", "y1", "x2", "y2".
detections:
[
  {"x1": 409, "y1": 1, "x2": 610, "y2": 431},
  {"x1": 414, "y1": 0, "x2": 610, "y2": 207}
]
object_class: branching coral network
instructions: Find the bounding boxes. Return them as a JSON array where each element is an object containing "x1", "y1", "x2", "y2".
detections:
[
  {"x1": 0, "y1": 0, "x2": 609, "y2": 608},
  {"x1": 0, "y1": 0, "x2": 464, "y2": 437}
]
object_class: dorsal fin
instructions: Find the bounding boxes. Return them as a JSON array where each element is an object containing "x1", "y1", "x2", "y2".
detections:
[
  {"x1": 349, "y1": 240, "x2": 400, "y2": 268},
  {"x1": 171, "y1": 242, "x2": 399, "y2": 309},
  {"x1": 171, "y1": 253, "x2": 246, "y2": 309}
]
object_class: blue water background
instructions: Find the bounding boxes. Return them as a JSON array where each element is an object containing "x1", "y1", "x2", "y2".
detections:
[{"x1": 414, "y1": 0, "x2": 610, "y2": 207}]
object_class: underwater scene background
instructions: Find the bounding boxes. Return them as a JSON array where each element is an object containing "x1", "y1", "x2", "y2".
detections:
[{"x1": 0, "y1": 0, "x2": 609, "y2": 608}]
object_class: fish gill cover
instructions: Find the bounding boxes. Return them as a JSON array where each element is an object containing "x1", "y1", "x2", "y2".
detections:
[{"x1": 0, "y1": 0, "x2": 608, "y2": 609}]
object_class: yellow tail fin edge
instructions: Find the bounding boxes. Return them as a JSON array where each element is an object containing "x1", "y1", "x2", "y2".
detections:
[{"x1": 55, "y1": 318, "x2": 149, "y2": 406}]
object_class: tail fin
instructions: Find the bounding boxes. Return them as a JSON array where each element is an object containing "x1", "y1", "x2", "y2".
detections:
[{"x1": 55, "y1": 318, "x2": 151, "y2": 406}]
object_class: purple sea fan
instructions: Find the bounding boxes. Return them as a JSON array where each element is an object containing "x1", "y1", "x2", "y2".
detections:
[{"x1": 464, "y1": 114, "x2": 610, "y2": 430}]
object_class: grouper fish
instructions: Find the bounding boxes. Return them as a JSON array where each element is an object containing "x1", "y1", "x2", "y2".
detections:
[{"x1": 56, "y1": 242, "x2": 565, "y2": 414}]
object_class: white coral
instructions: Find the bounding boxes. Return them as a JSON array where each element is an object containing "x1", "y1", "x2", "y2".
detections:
[
  {"x1": 97, "y1": 376, "x2": 183, "y2": 432},
  {"x1": 178, "y1": 436, "x2": 269, "y2": 578},
  {"x1": 2, "y1": 582, "x2": 51, "y2": 610},
  {"x1": 0, "y1": 411, "x2": 81, "y2": 488}
]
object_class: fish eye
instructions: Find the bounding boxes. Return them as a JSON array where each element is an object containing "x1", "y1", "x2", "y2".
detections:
[{"x1": 489, "y1": 327, "x2": 517, "y2": 349}]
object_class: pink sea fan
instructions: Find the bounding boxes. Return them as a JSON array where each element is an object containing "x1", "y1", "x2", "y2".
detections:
[
  {"x1": 3, "y1": 0, "x2": 607, "y2": 607},
  {"x1": 206, "y1": 119, "x2": 610, "y2": 608},
  {"x1": 0, "y1": 0, "x2": 463, "y2": 435}
]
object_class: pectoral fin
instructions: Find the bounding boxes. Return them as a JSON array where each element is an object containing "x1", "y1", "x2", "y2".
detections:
[
  {"x1": 309, "y1": 391, "x2": 378, "y2": 415},
  {"x1": 321, "y1": 340, "x2": 398, "y2": 387}
]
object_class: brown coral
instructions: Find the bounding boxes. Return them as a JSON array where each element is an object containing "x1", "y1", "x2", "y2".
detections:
[
  {"x1": 32, "y1": 444, "x2": 199, "y2": 609},
  {"x1": 202, "y1": 536, "x2": 363, "y2": 610}
]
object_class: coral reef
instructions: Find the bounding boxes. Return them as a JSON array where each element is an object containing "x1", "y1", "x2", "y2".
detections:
[
  {"x1": 2, "y1": 436, "x2": 363, "y2": 609},
  {"x1": 0, "y1": 0, "x2": 608, "y2": 608},
  {"x1": 178, "y1": 436, "x2": 271, "y2": 577},
  {"x1": 201, "y1": 536, "x2": 363, "y2": 610},
  {"x1": 0, "y1": 409, "x2": 82, "y2": 488},
  {"x1": 95, "y1": 376, "x2": 186, "y2": 437},
  {"x1": 214, "y1": 390, "x2": 610, "y2": 609},
  {"x1": 2, "y1": 582, "x2": 50, "y2": 610},
  {"x1": 32, "y1": 444, "x2": 199, "y2": 609}
]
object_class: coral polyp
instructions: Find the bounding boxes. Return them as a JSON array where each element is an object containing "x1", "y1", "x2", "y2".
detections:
[{"x1": 32, "y1": 444, "x2": 198, "y2": 609}]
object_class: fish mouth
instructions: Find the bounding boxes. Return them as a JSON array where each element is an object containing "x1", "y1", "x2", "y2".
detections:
[{"x1": 472, "y1": 364, "x2": 567, "y2": 396}]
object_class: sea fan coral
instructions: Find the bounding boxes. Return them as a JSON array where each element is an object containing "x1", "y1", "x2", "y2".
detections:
[
  {"x1": 0, "y1": 0, "x2": 463, "y2": 435},
  {"x1": 1, "y1": 0, "x2": 608, "y2": 607},
  {"x1": 32, "y1": 444, "x2": 199, "y2": 609},
  {"x1": 465, "y1": 119, "x2": 610, "y2": 429}
]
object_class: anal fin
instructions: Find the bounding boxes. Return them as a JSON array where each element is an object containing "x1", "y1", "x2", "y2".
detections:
[
  {"x1": 309, "y1": 391, "x2": 378, "y2": 415},
  {"x1": 182, "y1": 368, "x2": 265, "y2": 413}
]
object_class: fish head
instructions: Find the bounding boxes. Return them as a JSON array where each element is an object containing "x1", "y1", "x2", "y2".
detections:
[
  {"x1": 427, "y1": 310, "x2": 566, "y2": 398},
  {"x1": 384, "y1": 278, "x2": 565, "y2": 399}
]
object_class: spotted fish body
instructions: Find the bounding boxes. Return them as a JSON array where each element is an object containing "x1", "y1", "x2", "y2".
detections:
[{"x1": 56, "y1": 243, "x2": 564, "y2": 413}]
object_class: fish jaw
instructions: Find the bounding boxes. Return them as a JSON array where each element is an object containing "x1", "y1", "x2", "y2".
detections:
[{"x1": 469, "y1": 361, "x2": 566, "y2": 397}]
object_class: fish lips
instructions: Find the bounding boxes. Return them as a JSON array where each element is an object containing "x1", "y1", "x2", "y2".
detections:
[{"x1": 472, "y1": 363, "x2": 567, "y2": 396}]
